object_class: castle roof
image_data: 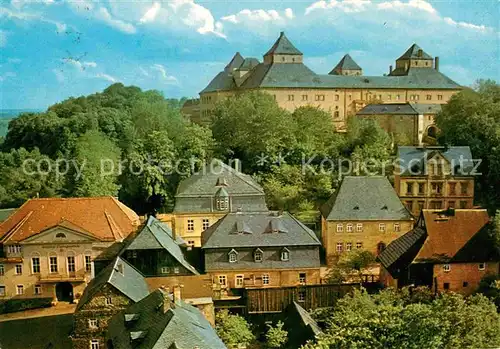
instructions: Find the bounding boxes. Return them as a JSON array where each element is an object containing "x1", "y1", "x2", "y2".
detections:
[
  {"x1": 330, "y1": 54, "x2": 362, "y2": 74},
  {"x1": 264, "y1": 31, "x2": 302, "y2": 56},
  {"x1": 398, "y1": 43, "x2": 433, "y2": 60}
]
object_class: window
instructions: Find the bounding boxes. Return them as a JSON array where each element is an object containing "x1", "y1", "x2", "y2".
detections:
[
  {"x1": 15, "y1": 264, "x2": 22, "y2": 275},
  {"x1": 161, "y1": 267, "x2": 170, "y2": 274},
  {"x1": 187, "y1": 219, "x2": 194, "y2": 231},
  {"x1": 356, "y1": 223, "x2": 363, "y2": 232},
  {"x1": 449, "y1": 183, "x2": 456, "y2": 195},
  {"x1": 479, "y1": 263, "x2": 486, "y2": 271},
  {"x1": 356, "y1": 242, "x2": 363, "y2": 249},
  {"x1": 460, "y1": 201, "x2": 467, "y2": 209},
  {"x1": 16, "y1": 285, "x2": 24, "y2": 295},
  {"x1": 418, "y1": 201, "x2": 425, "y2": 210},
  {"x1": 288, "y1": 95, "x2": 294, "y2": 101},
  {"x1": 443, "y1": 264, "x2": 451, "y2": 272},
  {"x1": 302, "y1": 95, "x2": 308, "y2": 101},
  {"x1": 56, "y1": 233, "x2": 66, "y2": 238},
  {"x1": 262, "y1": 274, "x2": 270, "y2": 285},
  {"x1": 443, "y1": 283, "x2": 450, "y2": 290},
  {"x1": 90, "y1": 339, "x2": 99, "y2": 349},
  {"x1": 280, "y1": 248, "x2": 290, "y2": 261},
  {"x1": 105, "y1": 297, "x2": 112, "y2": 305},
  {"x1": 34, "y1": 284, "x2": 42, "y2": 295},
  {"x1": 335, "y1": 94, "x2": 339, "y2": 101},
  {"x1": 188, "y1": 240, "x2": 195, "y2": 246},
  {"x1": 299, "y1": 273, "x2": 306, "y2": 284},
  {"x1": 448, "y1": 201, "x2": 455, "y2": 209},
  {"x1": 336, "y1": 242, "x2": 343, "y2": 252},
  {"x1": 406, "y1": 183, "x2": 413, "y2": 195},
  {"x1": 346, "y1": 224, "x2": 353, "y2": 233},
  {"x1": 460, "y1": 182, "x2": 468, "y2": 195},
  {"x1": 228, "y1": 250, "x2": 238, "y2": 263},
  {"x1": 394, "y1": 223, "x2": 400, "y2": 232},
  {"x1": 336, "y1": 224, "x2": 343, "y2": 233},
  {"x1": 218, "y1": 275, "x2": 227, "y2": 286},
  {"x1": 406, "y1": 201, "x2": 413, "y2": 212},
  {"x1": 346, "y1": 242, "x2": 352, "y2": 251},
  {"x1": 431, "y1": 183, "x2": 443, "y2": 194},
  {"x1": 85, "y1": 255, "x2": 92, "y2": 273},
  {"x1": 173, "y1": 267, "x2": 180, "y2": 274},
  {"x1": 396, "y1": 94, "x2": 400, "y2": 100},
  {"x1": 418, "y1": 183, "x2": 425, "y2": 194},
  {"x1": 67, "y1": 256, "x2": 76, "y2": 273},
  {"x1": 251, "y1": 249, "x2": 263, "y2": 263},
  {"x1": 379, "y1": 223, "x2": 386, "y2": 232},
  {"x1": 415, "y1": 95, "x2": 420, "y2": 101},
  {"x1": 437, "y1": 94, "x2": 443, "y2": 101},
  {"x1": 50, "y1": 256, "x2": 58, "y2": 273},
  {"x1": 463, "y1": 282, "x2": 469, "y2": 288},
  {"x1": 298, "y1": 290, "x2": 306, "y2": 302},
  {"x1": 334, "y1": 111, "x2": 340, "y2": 118},
  {"x1": 377, "y1": 242, "x2": 387, "y2": 254},
  {"x1": 315, "y1": 94, "x2": 325, "y2": 101},
  {"x1": 216, "y1": 197, "x2": 229, "y2": 211},
  {"x1": 426, "y1": 94, "x2": 432, "y2": 100},
  {"x1": 0, "y1": 264, "x2": 3, "y2": 276},
  {"x1": 31, "y1": 257, "x2": 40, "y2": 274},
  {"x1": 0, "y1": 286, "x2": 5, "y2": 297},
  {"x1": 387, "y1": 94, "x2": 392, "y2": 101},
  {"x1": 88, "y1": 319, "x2": 98, "y2": 329},
  {"x1": 235, "y1": 275, "x2": 244, "y2": 287},
  {"x1": 430, "y1": 201, "x2": 442, "y2": 209},
  {"x1": 202, "y1": 219, "x2": 210, "y2": 231}
]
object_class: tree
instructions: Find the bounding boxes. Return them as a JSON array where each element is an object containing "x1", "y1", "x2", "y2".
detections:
[
  {"x1": 435, "y1": 80, "x2": 500, "y2": 212},
  {"x1": 476, "y1": 273, "x2": 500, "y2": 310},
  {"x1": 215, "y1": 310, "x2": 255, "y2": 348},
  {"x1": 327, "y1": 250, "x2": 376, "y2": 284},
  {"x1": 265, "y1": 321, "x2": 288, "y2": 348},
  {"x1": 302, "y1": 288, "x2": 500, "y2": 349}
]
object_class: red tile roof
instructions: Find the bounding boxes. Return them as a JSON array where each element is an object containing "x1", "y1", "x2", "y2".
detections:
[
  {"x1": 416, "y1": 209, "x2": 489, "y2": 261},
  {"x1": 0, "y1": 197, "x2": 140, "y2": 243}
]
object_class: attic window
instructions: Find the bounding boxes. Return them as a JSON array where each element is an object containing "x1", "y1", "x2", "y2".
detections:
[
  {"x1": 124, "y1": 313, "x2": 140, "y2": 322},
  {"x1": 56, "y1": 233, "x2": 66, "y2": 238},
  {"x1": 381, "y1": 205, "x2": 388, "y2": 210},
  {"x1": 130, "y1": 331, "x2": 147, "y2": 341},
  {"x1": 254, "y1": 248, "x2": 263, "y2": 263},
  {"x1": 228, "y1": 249, "x2": 238, "y2": 263},
  {"x1": 281, "y1": 248, "x2": 290, "y2": 261},
  {"x1": 353, "y1": 206, "x2": 359, "y2": 210}
]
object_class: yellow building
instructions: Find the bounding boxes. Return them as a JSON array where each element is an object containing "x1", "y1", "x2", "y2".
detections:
[
  {"x1": 0, "y1": 197, "x2": 140, "y2": 302},
  {"x1": 394, "y1": 146, "x2": 475, "y2": 217},
  {"x1": 195, "y1": 32, "x2": 461, "y2": 130},
  {"x1": 165, "y1": 159, "x2": 268, "y2": 247},
  {"x1": 321, "y1": 176, "x2": 414, "y2": 265}
]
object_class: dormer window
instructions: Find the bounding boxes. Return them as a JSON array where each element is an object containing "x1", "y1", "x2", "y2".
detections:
[
  {"x1": 281, "y1": 248, "x2": 290, "y2": 261},
  {"x1": 215, "y1": 187, "x2": 230, "y2": 211},
  {"x1": 254, "y1": 248, "x2": 263, "y2": 263},
  {"x1": 56, "y1": 233, "x2": 66, "y2": 238},
  {"x1": 228, "y1": 249, "x2": 238, "y2": 263}
]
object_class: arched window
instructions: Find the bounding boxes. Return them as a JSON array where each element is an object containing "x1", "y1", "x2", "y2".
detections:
[
  {"x1": 56, "y1": 233, "x2": 66, "y2": 238},
  {"x1": 377, "y1": 242, "x2": 387, "y2": 255},
  {"x1": 427, "y1": 126, "x2": 437, "y2": 138}
]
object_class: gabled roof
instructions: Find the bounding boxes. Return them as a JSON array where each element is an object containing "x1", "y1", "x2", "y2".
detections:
[
  {"x1": 126, "y1": 216, "x2": 199, "y2": 275},
  {"x1": 330, "y1": 54, "x2": 362, "y2": 74},
  {"x1": 202, "y1": 211, "x2": 320, "y2": 248},
  {"x1": 398, "y1": 44, "x2": 433, "y2": 60},
  {"x1": 397, "y1": 146, "x2": 474, "y2": 176},
  {"x1": 76, "y1": 257, "x2": 149, "y2": 311},
  {"x1": 238, "y1": 58, "x2": 260, "y2": 70},
  {"x1": 289, "y1": 301, "x2": 322, "y2": 335},
  {"x1": 107, "y1": 289, "x2": 226, "y2": 349},
  {"x1": 224, "y1": 52, "x2": 245, "y2": 72},
  {"x1": 264, "y1": 31, "x2": 302, "y2": 56},
  {"x1": 0, "y1": 197, "x2": 139, "y2": 243},
  {"x1": 321, "y1": 176, "x2": 413, "y2": 221},
  {"x1": 357, "y1": 103, "x2": 442, "y2": 116}
]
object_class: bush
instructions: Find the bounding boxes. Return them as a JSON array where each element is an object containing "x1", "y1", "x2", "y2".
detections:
[{"x1": 0, "y1": 297, "x2": 53, "y2": 314}]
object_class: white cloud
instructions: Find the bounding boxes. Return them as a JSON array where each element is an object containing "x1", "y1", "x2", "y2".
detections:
[
  {"x1": 168, "y1": 0, "x2": 225, "y2": 37},
  {"x1": 285, "y1": 8, "x2": 294, "y2": 19},
  {"x1": 0, "y1": 30, "x2": 6, "y2": 47},
  {"x1": 151, "y1": 64, "x2": 178, "y2": 83},
  {"x1": 443, "y1": 17, "x2": 489, "y2": 32},
  {"x1": 305, "y1": 0, "x2": 371, "y2": 15},
  {"x1": 221, "y1": 9, "x2": 292, "y2": 23},
  {"x1": 96, "y1": 7, "x2": 136, "y2": 34},
  {"x1": 95, "y1": 73, "x2": 118, "y2": 83},
  {"x1": 52, "y1": 68, "x2": 65, "y2": 83},
  {"x1": 0, "y1": 7, "x2": 67, "y2": 33},
  {"x1": 63, "y1": 58, "x2": 97, "y2": 71},
  {"x1": 140, "y1": 2, "x2": 161, "y2": 24}
]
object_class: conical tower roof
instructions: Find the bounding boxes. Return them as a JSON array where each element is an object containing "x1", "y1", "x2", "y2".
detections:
[
  {"x1": 398, "y1": 44, "x2": 433, "y2": 60},
  {"x1": 329, "y1": 54, "x2": 362, "y2": 74},
  {"x1": 264, "y1": 31, "x2": 302, "y2": 56}
]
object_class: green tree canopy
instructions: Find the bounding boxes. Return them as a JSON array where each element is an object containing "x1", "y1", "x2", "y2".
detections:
[
  {"x1": 265, "y1": 321, "x2": 288, "y2": 349},
  {"x1": 215, "y1": 310, "x2": 255, "y2": 348}
]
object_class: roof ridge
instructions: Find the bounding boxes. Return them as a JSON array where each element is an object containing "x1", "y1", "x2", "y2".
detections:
[{"x1": 105, "y1": 210, "x2": 125, "y2": 241}]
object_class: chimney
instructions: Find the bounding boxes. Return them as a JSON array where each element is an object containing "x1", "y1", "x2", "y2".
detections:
[
  {"x1": 233, "y1": 158, "x2": 242, "y2": 172},
  {"x1": 158, "y1": 286, "x2": 173, "y2": 313},
  {"x1": 389, "y1": 65, "x2": 393, "y2": 74},
  {"x1": 173, "y1": 285, "x2": 183, "y2": 303},
  {"x1": 435, "y1": 56, "x2": 439, "y2": 71}
]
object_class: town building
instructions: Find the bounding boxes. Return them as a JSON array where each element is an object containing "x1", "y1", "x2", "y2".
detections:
[
  {"x1": 378, "y1": 209, "x2": 499, "y2": 295},
  {"x1": 356, "y1": 103, "x2": 441, "y2": 145},
  {"x1": 0, "y1": 197, "x2": 140, "y2": 302},
  {"x1": 195, "y1": 32, "x2": 461, "y2": 130},
  {"x1": 321, "y1": 176, "x2": 414, "y2": 264},
  {"x1": 122, "y1": 216, "x2": 200, "y2": 277},
  {"x1": 180, "y1": 98, "x2": 201, "y2": 123},
  {"x1": 106, "y1": 288, "x2": 226, "y2": 349},
  {"x1": 166, "y1": 159, "x2": 268, "y2": 247},
  {"x1": 394, "y1": 146, "x2": 475, "y2": 217},
  {"x1": 201, "y1": 211, "x2": 322, "y2": 291},
  {"x1": 72, "y1": 257, "x2": 149, "y2": 349}
]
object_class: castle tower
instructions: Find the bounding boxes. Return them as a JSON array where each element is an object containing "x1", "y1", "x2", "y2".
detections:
[
  {"x1": 263, "y1": 31, "x2": 303, "y2": 64},
  {"x1": 329, "y1": 54, "x2": 362, "y2": 76},
  {"x1": 390, "y1": 44, "x2": 434, "y2": 75}
]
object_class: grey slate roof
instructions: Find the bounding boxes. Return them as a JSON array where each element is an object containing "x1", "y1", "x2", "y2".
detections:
[
  {"x1": 239, "y1": 57, "x2": 260, "y2": 70},
  {"x1": 290, "y1": 301, "x2": 322, "y2": 336},
  {"x1": 107, "y1": 289, "x2": 226, "y2": 349},
  {"x1": 357, "y1": 103, "x2": 442, "y2": 115},
  {"x1": 224, "y1": 52, "x2": 244, "y2": 72},
  {"x1": 330, "y1": 54, "x2": 362, "y2": 74},
  {"x1": 0, "y1": 208, "x2": 16, "y2": 223},
  {"x1": 397, "y1": 146, "x2": 474, "y2": 176},
  {"x1": 264, "y1": 31, "x2": 302, "y2": 56},
  {"x1": 377, "y1": 226, "x2": 427, "y2": 272},
  {"x1": 202, "y1": 211, "x2": 321, "y2": 249},
  {"x1": 398, "y1": 44, "x2": 433, "y2": 60},
  {"x1": 321, "y1": 176, "x2": 413, "y2": 221},
  {"x1": 76, "y1": 257, "x2": 149, "y2": 311},
  {"x1": 126, "y1": 216, "x2": 199, "y2": 275}
]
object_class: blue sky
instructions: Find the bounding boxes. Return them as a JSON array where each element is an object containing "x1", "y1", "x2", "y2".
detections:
[{"x1": 1, "y1": 0, "x2": 498, "y2": 109}]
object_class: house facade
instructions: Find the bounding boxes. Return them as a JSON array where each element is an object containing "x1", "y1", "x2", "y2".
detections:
[
  {"x1": 394, "y1": 146, "x2": 475, "y2": 217},
  {"x1": 202, "y1": 211, "x2": 322, "y2": 291},
  {"x1": 378, "y1": 209, "x2": 499, "y2": 295},
  {"x1": 72, "y1": 257, "x2": 149, "y2": 349},
  {"x1": 321, "y1": 176, "x2": 414, "y2": 264},
  {"x1": 195, "y1": 32, "x2": 461, "y2": 131},
  {"x1": 0, "y1": 197, "x2": 140, "y2": 303},
  {"x1": 169, "y1": 159, "x2": 268, "y2": 247}
]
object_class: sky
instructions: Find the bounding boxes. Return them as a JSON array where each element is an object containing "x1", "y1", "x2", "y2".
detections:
[{"x1": 0, "y1": 0, "x2": 498, "y2": 109}]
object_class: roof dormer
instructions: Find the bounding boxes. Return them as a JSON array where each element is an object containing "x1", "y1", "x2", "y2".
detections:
[{"x1": 263, "y1": 31, "x2": 303, "y2": 64}]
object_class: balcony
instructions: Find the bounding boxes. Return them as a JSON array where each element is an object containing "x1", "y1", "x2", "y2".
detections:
[{"x1": 38, "y1": 271, "x2": 87, "y2": 283}]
